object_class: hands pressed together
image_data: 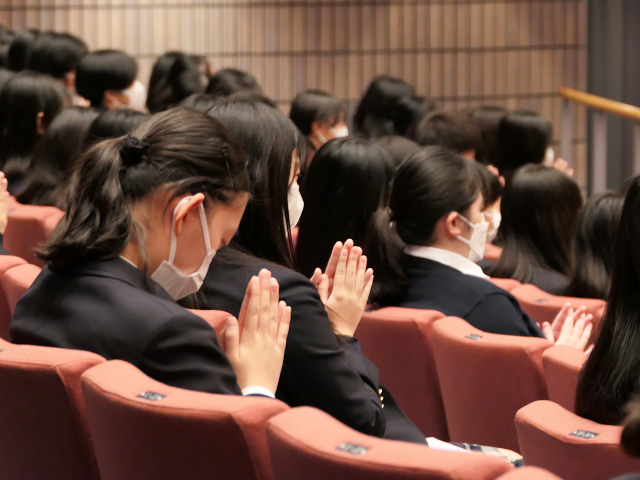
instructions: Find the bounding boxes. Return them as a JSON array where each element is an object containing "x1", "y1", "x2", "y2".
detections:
[{"x1": 542, "y1": 303, "x2": 593, "y2": 352}]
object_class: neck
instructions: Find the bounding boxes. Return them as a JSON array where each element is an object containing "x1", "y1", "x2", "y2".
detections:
[
  {"x1": 120, "y1": 241, "x2": 142, "y2": 269},
  {"x1": 430, "y1": 237, "x2": 469, "y2": 258}
]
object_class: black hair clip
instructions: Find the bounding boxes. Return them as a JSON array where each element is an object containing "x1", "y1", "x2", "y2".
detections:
[{"x1": 120, "y1": 136, "x2": 150, "y2": 168}]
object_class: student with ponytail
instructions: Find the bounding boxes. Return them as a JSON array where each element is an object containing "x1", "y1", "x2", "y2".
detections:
[{"x1": 11, "y1": 107, "x2": 290, "y2": 398}]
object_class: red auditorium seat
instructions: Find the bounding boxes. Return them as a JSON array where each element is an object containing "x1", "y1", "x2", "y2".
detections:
[
  {"x1": 0, "y1": 343, "x2": 105, "y2": 480},
  {"x1": 495, "y1": 466, "x2": 564, "y2": 479},
  {"x1": 510, "y1": 284, "x2": 605, "y2": 342},
  {"x1": 484, "y1": 244, "x2": 502, "y2": 262},
  {"x1": 188, "y1": 308, "x2": 232, "y2": 336},
  {"x1": 541, "y1": 345, "x2": 587, "y2": 412},
  {"x1": 356, "y1": 307, "x2": 448, "y2": 439},
  {"x1": 4, "y1": 203, "x2": 64, "y2": 266},
  {"x1": 430, "y1": 316, "x2": 551, "y2": 452},
  {"x1": 0, "y1": 255, "x2": 27, "y2": 340},
  {"x1": 516, "y1": 400, "x2": 640, "y2": 480},
  {"x1": 266, "y1": 406, "x2": 512, "y2": 480},
  {"x1": 82, "y1": 359, "x2": 288, "y2": 480}
]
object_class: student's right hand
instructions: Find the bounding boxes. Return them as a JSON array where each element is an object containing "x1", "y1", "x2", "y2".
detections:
[
  {"x1": 542, "y1": 303, "x2": 593, "y2": 351},
  {"x1": 223, "y1": 269, "x2": 291, "y2": 394},
  {"x1": 320, "y1": 244, "x2": 374, "y2": 337}
]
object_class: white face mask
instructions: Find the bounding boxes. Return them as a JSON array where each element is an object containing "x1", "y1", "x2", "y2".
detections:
[
  {"x1": 286, "y1": 182, "x2": 304, "y2": 230},
  {"x1": 329, "y1": 125, "x2": 349, "y2": 138},
  {"x1": 114, "y1": 80, "x2": 147, "y2": 112},
  {"x1": 544, "y1": 146, "x2": 555, "y2": 166},
  {"x1": 483, "y1": 211, "x2": 502, "y2": 243},
  {"x1": 151, "y1": 196, "x2": 216, "y2": 300},
  {"x1": 456, "y1": 213, "x2": 490, "y2": 263}
]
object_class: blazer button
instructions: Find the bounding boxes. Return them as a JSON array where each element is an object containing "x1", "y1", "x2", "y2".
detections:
[
  {"x1": 380, "y1": 396, "x2": 384, "y2": 402},
  {"x1": 381, "y1": 403, "x2": 385, "y2": 408},
  {"x1": 378, "y1": 388, "x2": 383, "y2": 394}
]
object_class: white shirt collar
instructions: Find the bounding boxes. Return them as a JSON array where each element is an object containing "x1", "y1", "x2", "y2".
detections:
[{"x1": 405, "y1": 245, "x2": 489, "y2": 279}]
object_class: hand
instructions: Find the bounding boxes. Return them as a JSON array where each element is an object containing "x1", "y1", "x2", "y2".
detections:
[
  {"x1": 310, "y1": 239, "x2": 355, "y2": 300},
  {"x1": 542, "y1": 303, "x2": 593, "y2": 351},
  {"x1": 223, "y1": 269, "x2": 291, "y2": 393},
  {"x1": 322, "y1": 244, "x2": 373, "y2": 337},
  {"x1": 0, "y1": 171, "x2": 9, "y2": 234},
  {"x1": 552, "y1": 158, "x2": 574, "y2": 177}
]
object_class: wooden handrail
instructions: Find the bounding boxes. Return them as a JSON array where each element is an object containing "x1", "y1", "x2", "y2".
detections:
[{"x1": 559, "y1": 87, "x2": 640, "y2": 122}]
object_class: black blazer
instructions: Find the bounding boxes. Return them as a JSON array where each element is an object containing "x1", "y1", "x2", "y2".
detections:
[
  {"x1": 10, "y1": 258, "x2": 242, "y2": 395},
  {"x1": 198, "y1": 247, "x2": 427, "y2": 444},
  {"x1": 397, "y1": 255, "x2": 544, "y2": 338}
]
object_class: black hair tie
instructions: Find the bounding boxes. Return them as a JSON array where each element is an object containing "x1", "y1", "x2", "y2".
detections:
[{"x1": 120, "y1": 136, "x2": 150, "y2": 168}]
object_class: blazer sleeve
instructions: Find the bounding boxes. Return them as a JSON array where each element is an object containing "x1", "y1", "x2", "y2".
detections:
[
  {"x1": 466, "y1": 292, "x2": 545, "y2": 338},
  {"x1": 139, "y1": 313, "x2": 243, "y2": 396},
  {"x1": 277, "y1": 272, "x2": 386, "y2": 437}
]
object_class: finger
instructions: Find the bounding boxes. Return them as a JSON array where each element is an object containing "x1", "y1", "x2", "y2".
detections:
[
  {"x1": 333, "y1": 246, "x2": 349, "y2": 294},
  {"x1": 310, "y1": 267, "x2": 322, "y2": 286},
  {"x1": 355, "y1": 255, "x2": 367, "y2": 294},
  {"x1": 577, "y1": 322, "x2": 593, "y2": 351},
  {"x1": 243, "y1": 275, "x2": 261, "y2": 333},
  {"x1": 541, "y1": 321, "x2": 554, "y2": 343},
  {"x1": 573, "y1": 305, "x2": 588, "y2": 319},
  {"x1": 277, "y1": 305, "x2": 291, "y2": 348},
  {"x1": 324, "y1": 241, "x2": 343, "y2": 279},
  {"x1": 585, "y1": 344, "x2": 594, "y2": 356},
  {"x1": 224, "y1": 316, "x2": 239, "y2": 362},
  {"x1": 318, "y1": 274, "x2": 329, "y2": 304},
  {"x1": 345, "y1": 246, "x2": 361, "y2": 292},
  {"x1": 258, "y1": 269, "x2": 272, "y2": 333},
  {"x1": 364, "y1": 267, "x2": 374, "y2": 287},
  {"x1": 238, "y1": 276, "x2": 258, "y2": 329},
  {"x1": 552, "y1": 303, "x2": 572, "y2": 338},
  {"x1": 360, "y1": 273, "x2": 374, "y2": 306},
  {"x1": 269, "y1": 277, "x2": 279, "y2": 338},
  {"x1": 218, "y1": 316, "x2": 233, "y2": 353}
]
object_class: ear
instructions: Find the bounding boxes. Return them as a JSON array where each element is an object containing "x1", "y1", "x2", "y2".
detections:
[
  {"x1": 311, "y1": 120, "x2": 325, "y2": 136},
  {"x1": 103, "y1": 89, "x2": 125, "y2": 109},
  {"x1": 441, "y1": 212, "x2": 465, "y2": 239},
  {"x1": 173, "y1": 193, "x2": 205, "y2": 235},
  {"x1": 36, "y1": 112, "x2": 46, "y2": 135}
]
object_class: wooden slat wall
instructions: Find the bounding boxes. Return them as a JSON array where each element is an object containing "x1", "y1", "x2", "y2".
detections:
[{"x1": 0, "y1": 0, "x2": 588, "y2": 185}]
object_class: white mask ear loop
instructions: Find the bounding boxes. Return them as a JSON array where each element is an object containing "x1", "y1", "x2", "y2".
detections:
[
  {"x1": 197, "y1": 200, "x2": 213, "y2": 253},
  {"x1": 168, "y1": 196, "x2": 208, "y2": 263}
]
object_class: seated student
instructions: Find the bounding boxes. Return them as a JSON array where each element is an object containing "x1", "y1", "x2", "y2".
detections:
[
  {"x1": 489, "y1": 164, "x2": 583, "y2": 295},
  {"x1": 412, "y1": 110, "x2": 482, "y2": 160},
  {"x1": 205, "y1": 68, "x2": 262, "y2": 98},
  {"x1": 392, "y1": 94, "x2": 437, "y2": 139},
  {"x1": 477, "y1": 163, "x2": 504, "y2": 273},
  {"x1": 84, "y1": 109, "x2": 150, "y2": 148},
  {"x1": 289, "y1": 89, "x2": 348, "y2": 171},
  {"x1": 198, "y1": 99, "x2": 429, "y2": 444},
  {"x1": 576, "y1": 176, "x2": 640, "y2": 425},
  {"x1": 353, "y1": 75, "x2": 415, "y2": 139},
  {"x1": 0, "y1": 71, "x2": 68, "y2": 194},
  {"x1": 374, "y1": 135, "x2": 420, "y2": 169},
  {"x1": 296, "y1": 137, "x2": 404, "y2": 306},
  {"x1": 11, "y1": 107, "x2": 290, "y2": 398},
  {"x1": 383, "y1": 146, "x2": 591, "y2": 345},
  {"x1": 18, "y1": 107, "x2": 99, "y2": 208},
  {"x1": 565, "y1": 191, "x2": 623, "y2": 300},
  {"x1": 180, "y1": 92, "x2": 219, "y2": 113},
  {"x1": 146, "y1": 52, "x2": 205, "y2": 113},
  {"x1": 75, "y1": 50, "x2": 146, "y2": 112},
  {"x1": 7, "y1": 29, "x2": 39, "y2": 72},
  {"x1": 468, "y1": 105, "x2": 508, "y2": 166},
  {"x1": 27, "y1": 31, "x2": 88, "y2": 104}
]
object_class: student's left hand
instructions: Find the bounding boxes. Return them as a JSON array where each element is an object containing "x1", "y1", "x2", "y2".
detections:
[{"x1": 542, "y1": 303, "x2": 593, "y2": 351}]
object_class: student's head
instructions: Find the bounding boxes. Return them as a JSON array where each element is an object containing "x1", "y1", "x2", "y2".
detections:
[
  {"x1": 75, "y1": 50, "x2": 144, "y2": 110},
  {"x1": 18, "y1": 106, "x2": 99, "y2": 207},
  {"x1": 27, "y1": 31, "x2": 87, "y2": 87},
  {"x1": 393, "y1": 94, "x2": 437, "y2": 138},
  {"x1": 496, "y1": 110, "x2": 552, "y2": 181},
  {"x1": 7, "y1": 29, "x2": 39, "y2": 72},
  {"x1": 41, "y1": 108, "x2": 251, "y2": 289},
  {"x1": 84, "y1": 109, "x2": 150, "y2": 148},
  {"x1": 0, "y1": 71, "x2": 68, "y2": 181},
  {"x1": 0, "y1": 26, "x2": 15, "y2": 68},
  {"x1": 207, "y1": 98, "x2": 306, "y2": 269},
  {"x1": 353, "y1": 75, "x2": 415, "y2": 139},
  {"x1": 374, "y1": 135, "x2": 420, "y2": 169},
  {"x1": 146, "y1": 52, "x2": 204, "y2": 113},
  {"x1": 470, "y1": 105, "x2": 508, "y2": 166},
  {"x1": 205, "y1": 68, "x2": 262, "y2": 98},
  {"x1": 491, "y1": 164, "x2": 583, "y2": 283},
  {"x1": 390, "y1": 146, "x2": 485, "y2": 261},
  {"x1": 576, "y1": 175, "x2": 640, "y2": 425},
  {"x1": 290, "y1": 89, "x2": 347, "y2": 148},
  {"x1": 565, "y1": 192, "x2": 623, "y2": 300},
  {"x1": 180, "y1": 93, "x2": 220, "y2": 113},
  {"x1": 476, "y1": 165, "x2": 504, "y2": 243},
  {"x1": 413, "y1": 111, "x2": 482, "y2": 159}
]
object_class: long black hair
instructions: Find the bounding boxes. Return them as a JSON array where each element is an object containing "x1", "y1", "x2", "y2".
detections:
[
  {"x1": 18, "y1": 106, "x2": 99, "y2": 208},
  {"x1": 206, "y1": 99, "x2": 306, "y2": 269},
  {"x1": 576, "y1": 176, "x2": 640, "y2": 425},
  {"x1": 40, "y1": 107, "x2": 250, "y2": 270},
  {"x1": 146, "y1": 52, "x2": 204, "y2": 113},
  {"x1": 490, "y1": 164, "x2": 583, "y2": 283},
  {"x1": 296, "y1": 137, "x2": 403, "y2": 303},
  {"x1": 565, "y1": 192, "x2": 623, "y2": 300}
]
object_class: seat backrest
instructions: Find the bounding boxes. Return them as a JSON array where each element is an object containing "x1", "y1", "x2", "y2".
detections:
[
  {"x1": 515, "y1": 400, "x2": 640, "y2": 480},
  {"x1": 430, "y1": 316, "x2": 551, "y2": 451},
  {"x1": 0, "y1": 255, "x2": 27, "y2": 340},
  {"x1": 0, "y1": 343, "x2": 105, "y2": 480},
  {"x1": 267, "y1": 406, "x2": 512, "y2": 480},
  {"x1": 541, "y1": 345, "x2": 587, "y2": 412},
  {"x1": 2, "y1": 263, "x2": 42, "y2": 316},
  {"x1": 188, "y1": 308, "x2": 232, "y2": 336},
  {"x1": 357, "y1": 307, "x2": 448, "y2": 439},
  {"x1": 511, "y1": 284, "x2": 605, "y2": 342},
  {"x1": 495, "y1": 466, "x2": 563, "y2": 479},
  {"x1": 4, "y1": 204, "x2": 64, "y2": 267},
  {"x1": 81, "y1": 359, "x2": 288, "y2": 480},
  {"x1": 488, "y1": 277, "x2": 523, "y2": 292}
]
